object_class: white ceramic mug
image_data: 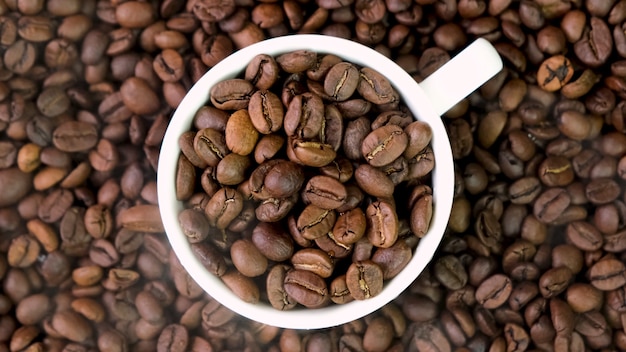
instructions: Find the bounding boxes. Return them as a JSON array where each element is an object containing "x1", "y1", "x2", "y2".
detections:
[{"x1": 157, "y1": 34, "x2": 503, "y2": 329}]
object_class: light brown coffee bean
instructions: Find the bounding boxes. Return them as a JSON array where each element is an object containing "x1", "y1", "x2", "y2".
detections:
[
  {"x1": 51, "y1": 310, "x2": 93, "y2": 343},
  {"x1": 115, "y1": 1, "x2": 156, "y2": 28},
  {"x1": 302, "y1": 175, "x2": 347, "y2": 210},
  {"x1": 230, "y1": 238, "x2": 268, "y2": 277},
  {"x1": 297, "y1": 204, "x2": 337, "y2": 240},
  {"x1": 357, "y1": 67, "x2": 399, "y2": 105},
  {"x1": 15, "y1": 293, "x2": 52, "y2": 325},
  {"x1": 248, "y1": 89, "x2": 284, "y2": 134},
  {"x1": 475, "y1": 274, "x2": 512, "y2": 309},
  {"x1": 221, "y1": 270, "x2": 261, "y2": 304},
  {"x1": 333, "y1": 208, "x2": 366, "y2": 246},
  {"x1": 225, "y1": 109, "x2": 259, "y2": 156},
  {"x1": 52, "y1": 121, "x2": 98, "y2": 153},
  {"x1": 291, "y1": 248, "x2": 334, "y2": 278},
  {"x1": 284, "y1": 269, "x2": 329, "y2": 308},
  {"x1": 589, "y1": 258, "x2": 626, "y2": 291},
  {"x1": 7, "y1": 234, "x2": 40, "y2": 268},
  {"x1": 210, "y1": 78, "x2": 255, "y2": 110},
  {"x1": 346, "y1": 260, "x2": 384, "y2": 300},
  {"x1": 361, "y1": 125, "x2": 408, "y2": 167},
  {"x1": 366, "y1": 200, "x2": 399, "y2": 248},
  {"x1": 120, "y1": 77, "x2": 161, "y2": 115},
  {"x1": 118, "y1": 204, "x2": 164, "y2": 233},
  {"x1": 266, "y1": 264, "x2": 297, "y2": 310}
]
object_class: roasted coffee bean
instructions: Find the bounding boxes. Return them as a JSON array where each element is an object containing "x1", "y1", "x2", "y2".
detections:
[
  {"x1": 250, "y1": 159, "x2": 304, "y2": 199},
  {"x1": 156, "y1": 324, "x2": 188, "y2": 352},
  {"x1": 245, "y1": 54, "x2": 279, "y2": 90},
  {"x1": 254, "y1": 134, "x2": 285, "y2": 164},
  {"x1": 0, "y1": 168, "x2": 33, "y2": 207},
  {"x1": 509, "y1": 176, "x2": 542, "y2": 204},
  {"x1": 302, "y1": 175, "x2": 347, "y2": 210},
  {"x1": 266, "y1": 264, "x2": 297, "y2": 310},
  {"x1": 366, "y1": 200, "x2": 399, "y2": 248},
  {"x1": 204, "y1": 187, "x2": 243, "y2": 230},
  {"x1": 332, "y1": 208, "x2": 366, "y2": 246},
  {"x1": 372, "y1": 241, "x2": 413, "y2": 280},
  {"x1": 361, "y1": 125, "x2": 408, "y2": 167},
  {"x1": 329, "y1": 275, "x2": 353, "y2": 305},
  {"x1": 209, "y1": 78, "x2": 255, "y2": 110},
  {"x1": 283, "y1": 269, "x2": 329, "y2": 308},
  {"x1": 291, "y1": 248, "x2": 334, "y2": 278},
  {"x1": 410, "y1": 193, "x2": 433, "y2": 239},
  {"x1": 7, "y1": 234, "x2": 40, "y2": 268},
  {"x1": 290, "y1": 138, "x2": 337, "y2": 167},
  {"x1": 434, "y1": 255, "x2": 468, "y2": 290},
  {"x1": 346, "y1": 260, "x2": 384, "y2": 300},
  {"x1": 574, "y1": 17, "x2": 613, "y2": 67},
  {"x1": 539, "y1": 266, "x2": 573, "y2": 298},
  {"x1": 220, "y1": 270, "x2": 260, "y2": 304},
  {"x1": 357, "y1": 67, "x2": 399, "y2": 105},
  {"x1": 475, "y1": 274, "x2": 512, "y2": 309},
  {"x1": 5, "y1": 40, "x2": 36, "y2": 74},
  {"x1": 566, "y1": 221, "x2": 603, "y2": 251},
  {"x1": 255, "y1": 193, "x2": 298, "y2": 223},
  {"x1": 533, "y1": 188, "x2": 570, "y2": 223},
  {"x1": 276, "y1": 50, "x2": 317, "y2": 73},
  {"x1": 588, "y1": 258, "x2": 626, "y2": 291},
  {"x1": 120, "y1": 77, "x2": 161, "y2": 115},
  {"x1": 193, "y1": 128, "x2": 229, "y2": 167},
  {"x1": 52, "y1": 121, "x2": 98, "y2": 153},
  {"x1": 118, "y1": 204, "x2": 164, "y2": 233},
  {"x1": 251, "y1": 222, "x2": 294, "y2": 262},
  {"x1": 354, "y1": 163, "x2": 394, "y2": 198},
  {"x1": 247, "y1": 90, "x2": 284, "y2": 135},
  {"x1": 37, "y1": 86, "x2": 70, "y2": 117},
  {"x1": 324, "y1": 62, "x2": 359, "y2": 101},
  {"x1": 297, "y1": 204, "x2": 337, "y2": 240},
  {"x1": 51, "y1": 310, "x2": 93, "y2": 343},
  {"x1": 231, "y1": 238, "x2": 268, "y2": 277},
  {"x1": 283, "y1": 92, "x2": 324, "y2": 139},
  {"x1": 191, "y1": 242, "x2": 226, "y2": 277},
  {"x1": 585, "y1": 178, "x2": 621, "y2": 204}
]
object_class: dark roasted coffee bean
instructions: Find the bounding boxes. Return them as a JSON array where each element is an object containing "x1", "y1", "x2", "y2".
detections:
[
  {"x1": 434, "y1": 255, "x2": 468, "y2": 290},
  {"x1": 574, "y1": 17, "x2": 613, "y2": 67},
  {"x1": 533, "y1": 188, "x2": 570, "y2": 223},
  {"x1": 251, "y1": 222, "x2": 294, "y2": 262}
]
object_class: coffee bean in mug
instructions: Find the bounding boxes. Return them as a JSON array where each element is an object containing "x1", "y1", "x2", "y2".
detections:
[{"x1": 174, "y1": 50, "x2": 437, "y2": 311}]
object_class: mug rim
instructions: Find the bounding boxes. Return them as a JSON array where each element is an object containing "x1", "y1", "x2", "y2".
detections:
[{"x1": 157, "y1": 34, "x2": 455, "y2": 329}]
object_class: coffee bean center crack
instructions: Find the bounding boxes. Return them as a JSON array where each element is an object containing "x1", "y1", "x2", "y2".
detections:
[{"x1": 366, "y1": 131, "x2": 403, "y2": 161}]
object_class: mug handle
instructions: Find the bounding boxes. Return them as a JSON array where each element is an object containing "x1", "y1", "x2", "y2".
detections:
[{"x1": 420, "y1": 38, "x2": 503, "y2": 117}]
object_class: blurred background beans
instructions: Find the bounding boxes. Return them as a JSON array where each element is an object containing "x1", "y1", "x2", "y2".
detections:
[{"x1": 0, "y1": 0, "x2": 625, "y2": 350}]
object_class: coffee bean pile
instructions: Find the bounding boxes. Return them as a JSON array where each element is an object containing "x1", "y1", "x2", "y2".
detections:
[
  {"x1": 175, "y1": 50, "x2": 435, "y2": 309},
  {"x1": 1, "y1": 0, "x2": 626, "y2": 351}
]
